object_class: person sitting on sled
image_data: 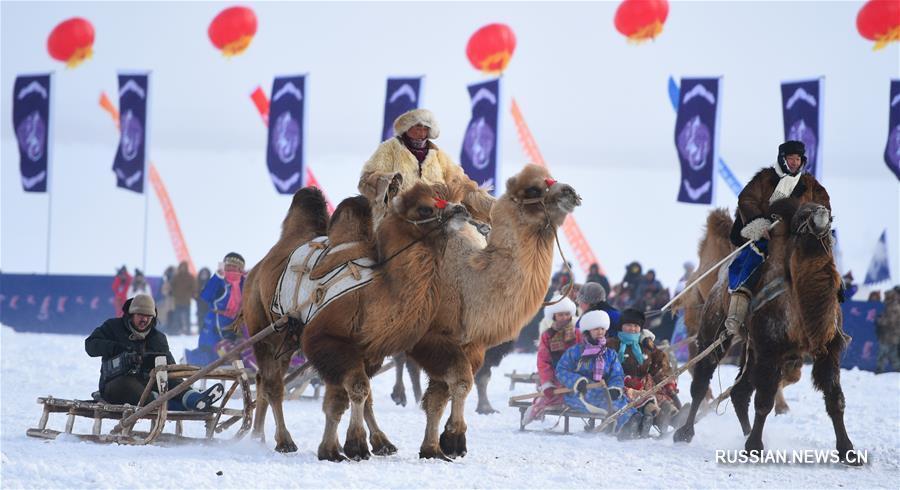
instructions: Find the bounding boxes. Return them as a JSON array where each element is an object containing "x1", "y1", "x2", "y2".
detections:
[
  {"x1": 85, "y1": 294, "x2": 224, "y2": 411},
  {"x1": 556, "y1": 310, "x2": 647, "y2": 439},
  {"x1": 724, "y1": 140, "x2": 830, "y2": 336},
  {"x1": 186, "y1": 252, "x2": 246, "y2": 366}
]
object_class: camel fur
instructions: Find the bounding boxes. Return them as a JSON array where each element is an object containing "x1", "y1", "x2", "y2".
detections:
[
  {"x1": 408, "y1": 164, "x2": 582, "y2": 460},
  {"x1": 673, "y1": 200, "x2": 857, "y2": 463}
]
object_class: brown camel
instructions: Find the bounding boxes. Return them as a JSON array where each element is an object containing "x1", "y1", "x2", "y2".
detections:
[
  {"x1": 298, "y1": 183, "x2": 471, "y2": 461},
  {"x1": 405, "y1": 164, "x2": 581, "y2": 459},
  {"x1": 673, "y1": 200, "x2": 857, "y2": 463},
  {"x1": 677, "y1": 209, "x2": 798, "y2": 414}
]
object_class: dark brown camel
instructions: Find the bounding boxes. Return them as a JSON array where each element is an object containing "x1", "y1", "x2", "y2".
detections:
[{"x1": 673, "y1": 200, "x2": 857, "y2": 463}]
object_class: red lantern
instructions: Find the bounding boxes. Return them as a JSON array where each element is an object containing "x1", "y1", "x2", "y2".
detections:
[
  {"x1": 466, "y1": 23, "x2": 517, "y2": 75},
  {"x1": 208, "y1": 6, "x2": 257, "y2": 57},
  {"x1": 47, "y1": 17, "x2": 95, "y2": 68},
  {"x1": 614, "y1": 0, "x2": 669, "y2": 43},
  {"x1": 857, "y1": 0, "x2": 900, "y2": 50}
]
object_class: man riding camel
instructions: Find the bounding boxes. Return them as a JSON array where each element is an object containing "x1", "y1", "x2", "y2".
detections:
[
  {"x1": 358, "y1": 108, "x2": 494, "y2": 226},
  {"x1": 724, "y1": 140, "x2": 831, "y2": 335}
]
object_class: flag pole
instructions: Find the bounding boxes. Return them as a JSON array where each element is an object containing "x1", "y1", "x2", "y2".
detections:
[
  {"x1": 45, "y1": 72, "x2": 56, "y2": 274},
  {"x1": 142, "y1": 180, "x2": 149, "y2": 273}
]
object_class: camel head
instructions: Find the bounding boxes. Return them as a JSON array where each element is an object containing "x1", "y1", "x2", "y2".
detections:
[
  {"x1": 791, "y1": 203, "x2": 832, "y2": 241},
  {"x1": 380, "y1": 182, "x2": 470, "y2": 244},
  {"x1": 498, "y1": 164, "x2": 581, "y2": 229}
]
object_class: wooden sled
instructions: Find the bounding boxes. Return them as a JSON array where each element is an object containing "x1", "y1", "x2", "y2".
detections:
[
  {"x1": 509, "y1": 399, "x2": 607, "y2": 435},
  {"x1": 27, "y1": 357, "x2": 254, "y2": 446},
  {"x1": 504, "y1": 370, "x2": 539, "y2": 390}
]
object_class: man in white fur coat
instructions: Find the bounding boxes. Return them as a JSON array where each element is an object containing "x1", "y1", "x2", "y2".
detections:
[{"x1": 358, "y1": 108, "x2": 494, "y2": 225}]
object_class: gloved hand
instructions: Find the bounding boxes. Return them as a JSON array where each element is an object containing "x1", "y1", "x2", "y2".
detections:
[
  {"x1": 607, "y1": 386, "x2": 622, "y2": 401},
  {"x1": 740, "y1": 217, "x2": 772, "y2": 241},
  {"x1": 573, "y1": 378, "x2": 589, "y2": 396},
  {"x1": 624, "y1": 375, "x2": 643, "y2": 390},
  {"x1": 542, "y1": 387, "x2": 556, "y2": 398}
]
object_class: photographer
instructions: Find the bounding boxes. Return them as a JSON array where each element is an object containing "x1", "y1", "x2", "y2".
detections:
[{"x1": 85, "y1": 293, "x2": 224, "y2": 411}]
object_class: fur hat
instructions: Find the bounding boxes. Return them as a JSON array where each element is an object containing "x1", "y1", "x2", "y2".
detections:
[
  {"x1": 577, "y1": 310, "x2": 610, "y2": 333},
  {"x1": 577, "y1": 282, "x2": 607, "y2": 305},
  {"x1": 543, "y1": 296, "x2": 576, "y2": 320},
  {"x1": 620, "y1": 308, "x2": 645, "y2": 328},
  {"x1": 393, "y1": 109, "x2": 440, "y2": 139},
  {"x1": 777, "y1": 140, "x2": 807, "y2": 175},
  {"x1": 640, "y1": 329, "x2": 656, "y2": 344},
  {"x1": 128, "y1": 293, "x2": 156, "y2": 317},
  {"x1": 223, "y1": 252, "x2": 245, "y2": 269}
]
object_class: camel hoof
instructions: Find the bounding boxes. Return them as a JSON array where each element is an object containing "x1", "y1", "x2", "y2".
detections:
[
  {"x1": 775, "y1": 404, "x2": 790, "y2": 415},
  {"x1": 343, "y1": 437, "x2": 371, "y2": 461},
  {"x1": 745, "y1": 438, "x2": 764, "y2": 453},
  {"x1": 439, "y1": 430, "x2": 467, "y2": 458},
  {"x1": 672, "y1": 425, "x2": 694, "y2": 444},
  {"x1": 275, "y1": 440, "x2": 298, "y2": 453},
  {"x1": 370, "y1": 436, "x2": 398, "y2": 456},
  {"x1": 419, "y1": 447, "x2": 452, "y2": 462},
  {"x1": 318, "y1": 444, "x2": 348, "y2": 462},
  {"x1": 475, "y1": 404, "x2": 498, "y2": 415},
  {"x1": 839, "y1": 447, "x2": 863, "y2": 466},
  {"x1": 390, "y1": 388, "x2": 407, "y2": 407}
]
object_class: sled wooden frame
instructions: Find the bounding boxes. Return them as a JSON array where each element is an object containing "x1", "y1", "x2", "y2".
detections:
[
  {"x1": 26, "y1": 358, "x2": 254, "y2": 445},
  {"x1": 504, "y1": 370, "x2": 539, "y2": 390},
  {"x1": 509, "y1": 399, "x2": 607, "y2": 435}
]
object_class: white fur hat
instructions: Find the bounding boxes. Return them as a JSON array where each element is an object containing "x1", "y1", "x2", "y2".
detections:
[
  {"x1": 543, "y1": 296, "x2": 576, "y2": 320},
  {"x1": 393, "y1": 109, "x2": 440, "y2": 139},
  {"x1": 577, "y1": 310, "x2": 610, "y2": 333},
  {"x1": 640, "y1": 329, "x2": 656, "y2": 343}
]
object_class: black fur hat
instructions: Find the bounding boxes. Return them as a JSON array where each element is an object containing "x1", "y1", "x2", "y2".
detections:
[
  {"x1": 777, "y1": 140, "x2": 807, "y2": 175},
  {"x1": 620, "y1": 308, "x2": 646, "y2": 328}
]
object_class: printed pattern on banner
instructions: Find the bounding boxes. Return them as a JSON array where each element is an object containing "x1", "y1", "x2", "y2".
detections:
[
  {"x1": 864, "y1": 230, "x2": 891, "y2": 285},
  {"x1": 382, "y1": 77, "x2": 421, "y2": 141},
  {"x1": 266, "y1": 75, "x2": 306, "y2": 194},
  {"x1": 13, "y1": 74, "x2": 51, "y2": 192},
  {"x1": 840, "y1": 300, "x2": 884, "y2": 372},
  {"x1": 112, "y1": 74, "x2": 149, "y2": 193},
  {"x1": 460, "y1": 79, "x2": 500, "y2": 194},
  {"x1": 781, "y1": 78, "x2": 823, "y2": 180},
  {"x1": 885, "y1": 80, "x2": 900, "y2": 180},
  {"x1": 674, "y1": 78, "x2": 720, "y2": 204}
]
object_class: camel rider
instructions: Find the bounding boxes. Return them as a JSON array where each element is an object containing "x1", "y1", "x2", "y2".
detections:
[
  {"x1": 724, "y1": 140, "x2": 831, "y2": 335},
  {"x1": 358, "y1": 108, "x2": 494, "y2": 226}
]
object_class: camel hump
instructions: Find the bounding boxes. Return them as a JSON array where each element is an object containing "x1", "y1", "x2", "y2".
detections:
[
  {"x1": 281, "y1": 187, "x2": 329, "y2": 241},
  {"x1": 705, "y1": 208, "x2": 733, "y2": 242}
]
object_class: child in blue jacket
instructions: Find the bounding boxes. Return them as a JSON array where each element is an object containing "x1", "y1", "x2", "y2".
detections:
[
  {"x1": 556, "y1": 310, "x2": 642, "y2": 437},
  {"x1": 186, "y1": 252, "x2": 245, "y2": 365}
]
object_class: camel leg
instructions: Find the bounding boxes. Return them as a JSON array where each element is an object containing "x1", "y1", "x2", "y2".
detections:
[
  {"x1": 812, "y1": 336, "x2": 857, "y2": 464},
  {"x1": 744, "y1": 357, "x2": 780, "y2": 453},
  {"x1": 253, "y1": 339, "x2": 296, "y2": 452},
  {"x1": 673, "y1": 344, "x2": 722, "y2": 443},
  {"x1": 391, "y1": 354, "x2": 408, "y2": 407},
  {"x1": 251, "y1": 372, "x2": 269, "y2": 442},
  {"x1": 342, "y1": 368, "x2": 372, "y2": 461},
  {"x1": 775, "y1": 358, "x2": 801, "y2": 415},
  {"x1": 364, "y1": 390, "x2": 397, "y2": 456},
  {"x1": 318, "y1": 383, "x2": 349, "y2": 462},
  {"x1": 419, "y1": 378, "x2": 452, "y2": 461},
  {"x1": 474, "y1": 366, "x2": 497, "y2": 415},
  {"x1": 439, "y1": 347, "x2": 478, "y2": 458},
  {"x1": 406, "y1": 358, "x2": 423, "y2": 404},
  {"x1": 731, "y1": 350, "x2": 755, "y2": 436}
]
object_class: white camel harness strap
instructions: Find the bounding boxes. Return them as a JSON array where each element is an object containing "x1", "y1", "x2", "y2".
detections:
[{"x1": 271, "y1": 237, "x2": 376, "y2": 324}]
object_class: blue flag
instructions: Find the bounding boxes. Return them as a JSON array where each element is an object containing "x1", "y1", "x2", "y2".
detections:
[
  {"x1": 13, "y1": 74, "x2": 51, "y2": 192},
  {"x1": 266, "y1": 75, "x2": 306, "y2": 194},
  {"x1": 864, "y1": 230, "x2": 891, "y2": 285},
  {"x1": 674, "y1": 78, "x2": 720, "y2": 204},
  {"x1": 460, "y1": 79, "x2": 500, "y2": 195},
  {"x1": 112, "y1": 74, "x2": 149, "y2": 193},
  {"x1": 781, "y1": 78, "x2": 823, "y2": 180},
  {"x1": 884, "y1": 80, "x2": 900, "y2": 181},
  {"x1": 382, "y1": 77, "x2": 421, "y2": 141}
]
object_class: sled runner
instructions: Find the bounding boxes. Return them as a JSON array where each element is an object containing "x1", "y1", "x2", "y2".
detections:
[
  {"x1": 27, "y1": 357, "x2": 254, "y2": 445},
  {"x1": 509, "y1": 399, "x2": 607, "y2": 434}
]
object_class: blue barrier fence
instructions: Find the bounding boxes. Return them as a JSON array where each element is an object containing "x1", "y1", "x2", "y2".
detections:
[{"x1": 0, "y1": 273, "x2": 161, "y2": 335}]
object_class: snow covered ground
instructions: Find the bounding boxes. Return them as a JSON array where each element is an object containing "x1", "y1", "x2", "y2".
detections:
[{"x1": 1, "y1": 324, "x2": 897, "y2": 489}]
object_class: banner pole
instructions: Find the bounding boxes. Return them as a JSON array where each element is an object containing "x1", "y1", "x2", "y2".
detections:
[
  {"x1": 45, "y1": 73, "x2": 55, "y2": 274},
  {"x1": 142, "y1": 185, "x2": 149, "y2": 272}
]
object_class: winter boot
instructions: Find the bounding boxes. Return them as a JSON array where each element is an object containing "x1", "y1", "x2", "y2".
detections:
[
  {"x1": 183, "y1": 383, "x2": 225, "y2": 411},
  {"x1": 617, "y1": 413, "x2": 643, "y2": 441},
  {"x1": 724, "y1": 290, "x2": 751, "y2": 337}
]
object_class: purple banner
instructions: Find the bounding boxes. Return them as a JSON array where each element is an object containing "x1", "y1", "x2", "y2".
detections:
[
  {"x1": 382, "y1": 77, "x2": 421, "y2": 141},
  {"x1": 885, "y1": 80, "x2": 900, "y2": 180},
  {"x1": 460, "y1": 79, "x2": 500, "y2": 195},
  {"x1": 674, "y1": 78, "x2": 719, "y2": 204},
  {"x1": 781, "y1": 78, "x2": 823, "y2": 180},
  {"x1": 112, "y1": 74, "x2": 149, "y2": 193},
  {"x1": 266, "y1": 75, "x2": 306, "y2": 194},
  {"x1": 13, "y1": 74, "x2": 51, "y2": 192}
]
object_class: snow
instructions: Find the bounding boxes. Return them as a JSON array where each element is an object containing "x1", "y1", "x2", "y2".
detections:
[{"x1": 2, "y1": 325, "x2": 898, "y2": 489}]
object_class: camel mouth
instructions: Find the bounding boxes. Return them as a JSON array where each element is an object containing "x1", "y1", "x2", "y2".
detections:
[
  {"x1": 812, "y1": 208, "x2": 830, "y2": 232},
  {"x1": 555, "y1": 185, "x2": 581, "y2": 212}
]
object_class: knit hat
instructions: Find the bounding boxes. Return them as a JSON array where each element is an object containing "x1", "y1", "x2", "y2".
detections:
[
  {"x1": 223, "y1": 252, "x2": 245, "y2": 269},
  {"x1": 128, "y1": 293, "x2": 156, "y2": 317},
  {"x1": 620, "y1": 308, "x2": 645, "y2": 328},
  {"x1": 543, "y1": 296, "x2": 576, "y2": 320},
  {"x1": 577, "y1": 310, "x2": 611, "y2": 333},
  {"x1": 393, "y1": 109, "x2": 440, "y2": 139},
  {"x1": 577, "y1": 282, "x2": 607, "y2": 304}
]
